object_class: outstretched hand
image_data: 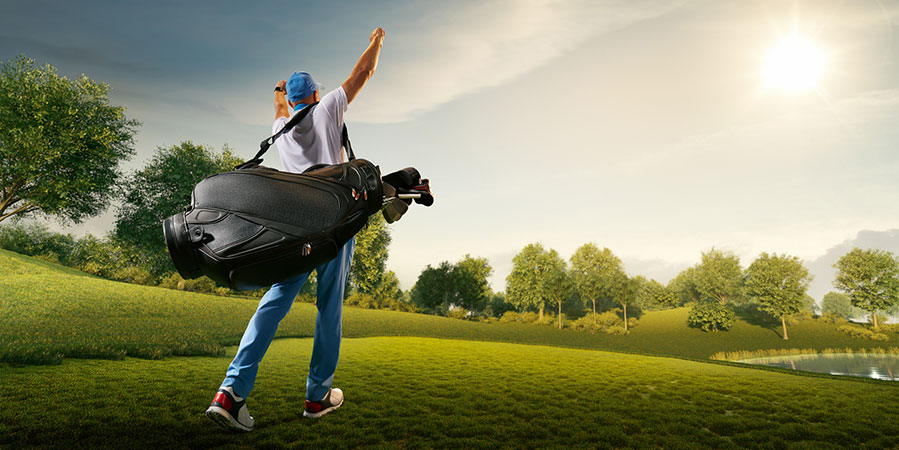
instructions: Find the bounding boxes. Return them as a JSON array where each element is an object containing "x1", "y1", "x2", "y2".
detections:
[{"x1": 370, "y1": 27, "x2": 385, "y2": 43}]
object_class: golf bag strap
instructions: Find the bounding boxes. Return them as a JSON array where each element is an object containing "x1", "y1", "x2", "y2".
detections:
[
  {"x1": 237, "y1": 102, "x2": 319, "y2": 169},
  {"x1": 342, "y1": 124, "x2": 356, "y2": 161}
]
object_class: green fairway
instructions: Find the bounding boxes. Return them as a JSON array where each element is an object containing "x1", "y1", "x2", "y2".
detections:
[
  {"x1": 2, "y1": 337, "x2": 897, "y2": 449},
  {"x1": 2, "y1": 249, "x2": 896, "y2": 366}
]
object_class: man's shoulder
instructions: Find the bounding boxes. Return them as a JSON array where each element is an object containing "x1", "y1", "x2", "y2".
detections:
[{"x1": 321, "y1": 87, "x2": 347, "y2": 108}]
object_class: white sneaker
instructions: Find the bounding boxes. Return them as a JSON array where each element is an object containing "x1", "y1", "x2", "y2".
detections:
[
  {"x1": 303, "y1": 388, "x2": 344, "y2": 418},
  {"x1": 206, "y1": 386, "x2": 255, "y2": 432}
]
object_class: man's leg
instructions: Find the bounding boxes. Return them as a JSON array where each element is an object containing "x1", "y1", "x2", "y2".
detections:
[
  {"x1": 223, "y1": 272, "x2": 309, "y2": 398},
  {"x1": 306, "y1": 237, "x2": 355, "y2": 401}
]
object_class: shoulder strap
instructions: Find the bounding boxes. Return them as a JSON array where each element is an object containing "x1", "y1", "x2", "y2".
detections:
[
  {"x1": 236, "y1": 102, "x2": 319, "y2": 169},
  {"x1": 342, "y1": 124, "x2": 356, "y2": 161}
]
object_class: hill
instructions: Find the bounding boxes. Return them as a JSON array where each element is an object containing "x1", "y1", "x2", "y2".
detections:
[{"x1": 1, "y1": 249, "x2": 895, "y2": 365}]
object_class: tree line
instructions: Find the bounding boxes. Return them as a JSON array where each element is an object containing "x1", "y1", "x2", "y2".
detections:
[{"x1": 408, "y1": 243, "x2": 899, "y2": 340}]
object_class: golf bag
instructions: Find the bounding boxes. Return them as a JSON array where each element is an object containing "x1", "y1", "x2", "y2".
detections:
[{"x1": 162, "y1": 103, "x2": 433, "y2": 290}]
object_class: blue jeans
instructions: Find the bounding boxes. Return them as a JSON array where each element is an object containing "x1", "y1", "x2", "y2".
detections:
[{"x1": 222, "y1": 237, "x2": 354, "y2": 401}]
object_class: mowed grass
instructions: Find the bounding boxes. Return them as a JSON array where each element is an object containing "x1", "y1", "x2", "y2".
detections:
[
  {"x1": 2, "y1": 249, "x2": 896, "y2": 365},
  {"x1": 2, "y1": 337, "x2": 898, "y2": 449}
]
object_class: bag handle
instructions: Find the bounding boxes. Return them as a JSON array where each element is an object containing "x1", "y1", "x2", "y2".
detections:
[{"x1": 236, "y1": 102, "x2": 319, "y2": 169}]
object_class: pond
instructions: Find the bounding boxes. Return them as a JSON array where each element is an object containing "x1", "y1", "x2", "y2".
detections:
[{"x1": 740, "y1": 353, "x2": 899, "y2": 381}]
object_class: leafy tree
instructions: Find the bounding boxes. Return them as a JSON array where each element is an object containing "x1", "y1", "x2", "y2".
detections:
[
  {"x1": 687, "y1": 300, "x2": 736, "y2": 332},
  {"x1": 693, "y1": 248, "x2": 743, "y2": 304},
  {"x1": 114, "y1": 142, "x2": 240, "y2": 275},
  {"x1": 506, "y1": 243, "x2": 551, "y2": 319},
  {"x1": 350, "y1": 214, "x2": 392, "y2": 295},
  {"x1": 821, "y1": 292, "x2": 853, "y2": 319},
  {"x1": 669, "y1": 266, "x2": 701, "y2": 305},
  {"x1": 744, "y1": 253, "x2": 811, "y2": 340},
  {"x1": 570, "y1": 243, "x2": 622, "y2": 323},
  {"x1": 370, "y1": 270, "x2": 404, "y2": 307},
  {"x1": 452, "y1": 254, "x2": 493, "y2": 314},
  {"x1": 609, "y1": 271, "x2": 639, "y2": 333},
  {"x1": 541, "y1": 249, "x2": 570, "y2": 329},
  {"x1": 0, "y1": 55, "x2": 138, "y2": 223},
  {"x1": 411, "y1": 261, "x2": 455, "y2": 313},
  {"x1": 833, "y1": 248, "x2": 899, "y2": 330},
  {"x1": 0, "y1": 222, "x2": 75, "y2": 263},
  {"x1": 637, "y1": 278, "x2": 679, "y2": 311}
]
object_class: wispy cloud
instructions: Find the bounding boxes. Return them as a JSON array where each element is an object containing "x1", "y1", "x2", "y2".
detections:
[{"x1": 350, "y1": 0, "x2": 687, "y2": 123}]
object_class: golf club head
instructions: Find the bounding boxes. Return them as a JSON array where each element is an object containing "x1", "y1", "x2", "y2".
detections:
[{"x1": 382, "y1": 197, "x2": 409, "y2": 223}]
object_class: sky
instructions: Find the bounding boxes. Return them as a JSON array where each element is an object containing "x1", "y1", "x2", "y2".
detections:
[{"x1": 3, "y1": 0, "x2": 899, "y2": 293}]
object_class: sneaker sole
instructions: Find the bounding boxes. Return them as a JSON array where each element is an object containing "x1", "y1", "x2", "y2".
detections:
[
  {"x1": 206, "y1": 406, "x2": 254, "y2": 432},
  {"x1": 302, "y1": 400, "x2": 343, "y2": 419}
]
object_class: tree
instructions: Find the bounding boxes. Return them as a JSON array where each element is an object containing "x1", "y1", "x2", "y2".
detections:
[
  {"x1": 541, "y1": 249, "x2": 570, "y2": 329},
  {"x1": 506, "y1": 243, "x2": 551, "y2": 319},
  {"x1": 637, "y1": 278, "x2": 679, "y2": 311},
  {"x1": 452, "y1": 254, "x2": 493, "y2": 314},
  {"x1": 693, "y1": 248, "x2": 743, "y2": 305},
  {"x1": 669, "y1": 266, "x2": 701, "y2": 305},
  {"x1": 114, "y1": 142, "x2": 241, "y2": 275},
  {"x1": 570, "y1": 243, "x2": 622, "y2": 323},
  {"x1": 349, "y1": 214, "x2": 392, "y2": 295},
  {"x1": 833, "y1": 248, "x2": 899, "y2": 330},
  {"x1": 744, "y1": 252, "x2": 811, "y2": 340},
  {"x1": 821, "y1": 292, "x2": 853, "y2": 319},
  {"x1": 411, "y1": 261, "x2": 455, "y2": 313},
  {"x1": 0, "y1": 55, "x2": 138, "y2": 223},
  {"x1": 609, "y1": 271, "x2": 639, "y2": 333}
]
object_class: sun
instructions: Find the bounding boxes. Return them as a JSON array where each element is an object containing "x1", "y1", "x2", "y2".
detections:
[{"x1": 764, "y1": 35, "x2": 826, "y2": 92}]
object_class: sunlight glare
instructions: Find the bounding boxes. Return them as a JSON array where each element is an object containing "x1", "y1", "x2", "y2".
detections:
[{"x1": 764, "y1": 35, "x2": 826, "y2": 92}]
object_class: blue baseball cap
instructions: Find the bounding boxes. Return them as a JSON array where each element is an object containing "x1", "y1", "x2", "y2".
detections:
[{"x1": 286, "y1": 72, "x2": 319, "y2": 102}]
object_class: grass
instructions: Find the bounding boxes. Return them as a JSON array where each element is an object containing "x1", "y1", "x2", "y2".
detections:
[
  {"x1": 4, "y1": 249, "x2": 899, "y2": 448},
  {"x1": 712, "y1": 346, "x2": 899, "y2": 362},
  {"x1": 3, "y1": 336, "x2": 899, "y2": 449},
  {"x1": 3, "y1": 249, "x2": 897, "y2": 365}
]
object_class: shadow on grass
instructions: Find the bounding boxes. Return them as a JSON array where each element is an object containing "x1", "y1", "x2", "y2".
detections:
[{"x1": 733, "y1": 304, "x2": 783, "y2": 338}]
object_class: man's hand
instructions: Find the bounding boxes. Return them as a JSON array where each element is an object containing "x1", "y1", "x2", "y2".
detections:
[
  {"x1": 274, "y1": 79, "x2": 289, "y2": 119},
  {"x1": 370, "y1": 27, "x2": 385, "y2": 43}
]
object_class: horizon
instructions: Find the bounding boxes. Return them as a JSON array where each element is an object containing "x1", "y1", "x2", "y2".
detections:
[{"x1": 3, "y1": 0, "x2": 899, "y2": 292}]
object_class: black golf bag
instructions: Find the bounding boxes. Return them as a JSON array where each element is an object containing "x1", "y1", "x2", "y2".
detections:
[{"x1": 162, "y1": 103, "x2": 432, "y2": 290}]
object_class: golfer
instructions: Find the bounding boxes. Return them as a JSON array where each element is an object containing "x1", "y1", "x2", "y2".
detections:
[{"x1": 206, "y1": 27, "x2": 386, "y2": 432}]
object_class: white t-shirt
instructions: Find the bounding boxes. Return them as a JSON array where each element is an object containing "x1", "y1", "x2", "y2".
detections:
[{"x1": 272, "y1": 86, "x2": 348, "y2": 174}]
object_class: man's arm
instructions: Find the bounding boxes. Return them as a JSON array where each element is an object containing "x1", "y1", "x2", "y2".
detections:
[
  {"x1": 342, "y1": 28, "x2": 385, "y2": 104},
  {"x1": 274, "y1": 79, "x2": 289, "y2": 119}
]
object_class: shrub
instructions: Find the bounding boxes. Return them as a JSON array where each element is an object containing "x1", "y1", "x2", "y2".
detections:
[
  {"x1": 447, "y1": 308, "x2": 469, "y2": 320},
  {"x1": 499, "y1": 311, "x2": 521, "y2": 323},
  {"x1": 111, "y1": 267, "x2": 156, "y2": 286},
  {"x1": 345, "y1": 292, "x2": 376, "y2": 308},
  {"x1": 157, "y1": 272, "x2": 219, "y2": 294},
  {"x1": 687, "y1": 301, "x2": 735, "y2": 332},
  {"x1": 818, "y1": 313, "x2": 848, "y2": 325},
  {"x1": 838, "y1": 325, "x2": 890, "y2": 341}
]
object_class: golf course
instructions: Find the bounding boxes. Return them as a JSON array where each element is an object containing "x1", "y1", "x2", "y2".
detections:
[{"x1": 3, "y1": 249, "x2": 899, "y2": 449}]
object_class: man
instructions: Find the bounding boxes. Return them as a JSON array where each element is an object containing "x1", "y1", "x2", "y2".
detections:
[{"x1": 206, "y1": 27, "x2": 386, "y2": 432}]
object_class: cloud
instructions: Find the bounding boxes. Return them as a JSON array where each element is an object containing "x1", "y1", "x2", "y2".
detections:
[{"x1": 350, "y1": 0, "x2": 687, "y2": 123}]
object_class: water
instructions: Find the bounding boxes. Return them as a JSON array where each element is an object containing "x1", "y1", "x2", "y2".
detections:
[{"x1": 740, "y1": 353, "x2": 899, "y2": 381}]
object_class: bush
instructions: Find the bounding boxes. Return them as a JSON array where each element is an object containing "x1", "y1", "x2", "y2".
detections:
[
  {"x1": 570, "y1": 310, "x2": 637, "y2": 335},
  {"x1": 111, "y1": 266, "x2": 156, "y2": 286},
  {"x1": 838, "y1": 325, "x2": 890, "y2": 341},
  {"x1": 687, "y1": 301, "x2": 736, "y2": 332},
  {"x1": 818, "y1": 313, "x2": 848, "y2": 325},
  {"x1": 499, "y1": 311, "x2": 521, "y2": 323},
  {"x1": 157, "y1": 272, "x2": 219, "y2": 295},
  {"x1": 447, "y1": 308, "x2": 469, "y2": 320}
]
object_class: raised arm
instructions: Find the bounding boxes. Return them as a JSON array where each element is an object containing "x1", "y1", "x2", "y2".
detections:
[
  {"x1": 274, "y1": 79, "x2": 289, "y2": 119},
  {"x1": 342, "y1": 28, "x2": 385, "y2": 104}
]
